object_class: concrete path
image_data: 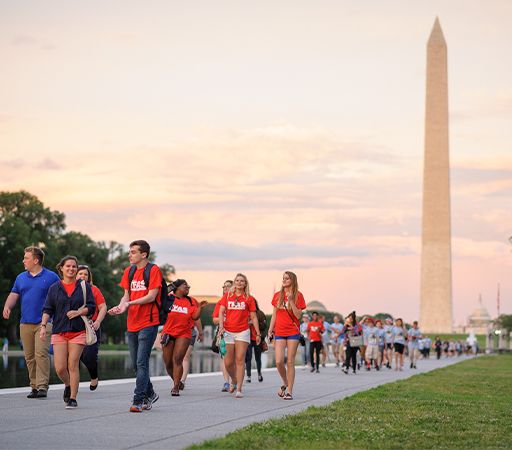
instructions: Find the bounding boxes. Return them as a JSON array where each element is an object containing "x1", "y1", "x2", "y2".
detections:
[{"x1": 0, "y1": 356, "x2": 471, "y2": 449}]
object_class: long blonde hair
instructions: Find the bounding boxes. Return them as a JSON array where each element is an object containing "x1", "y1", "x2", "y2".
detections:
[
  {"x1": 278, "y1": 271, "x2": 298, "y2": 309},
  {"x1": 230, "y1": 273, "x2": 251, "y2": 298}
]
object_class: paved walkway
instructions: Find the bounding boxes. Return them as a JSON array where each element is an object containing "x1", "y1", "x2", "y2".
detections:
[{"x1": 0, "y1": 356, "x2": 471, "y2": 449}]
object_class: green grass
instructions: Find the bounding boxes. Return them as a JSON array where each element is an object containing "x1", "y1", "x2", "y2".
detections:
[{"x1": 189, "y1": 355, "x2": 512, "y2": 450}]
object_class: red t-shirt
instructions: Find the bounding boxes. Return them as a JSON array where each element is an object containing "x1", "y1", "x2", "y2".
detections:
[
  {"x1": 219, "y1": 293, "x2": 256, "y2": 333},
  {"x1": 212, "y1": 300, "x2": 223, "y2": 319},
  {"x1": 61, "y1": 281, "x2": 76, "y2": 297},
  {"x1": 188, "y1": 297, "x2": 199, "y2": 330},
  {"x1": 119, "y1": 264, "x2": 162, "y2": 332},
  {"x1": 307, "y1": 321, "x2": 325, "y2": 342},
  {"x1": 91, "y1": 285, "x2": 106, "y2": 322},
  {"x1": 271, "y1": 291, "x2": 306, "y2": 337},
  {"x1": 162, "y1": 296, "x2": 198, "y2": 339}
]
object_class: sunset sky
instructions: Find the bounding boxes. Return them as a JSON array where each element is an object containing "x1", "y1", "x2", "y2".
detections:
[{"x1": 1, "y1": 1, "x2": 511, "y2": 323}]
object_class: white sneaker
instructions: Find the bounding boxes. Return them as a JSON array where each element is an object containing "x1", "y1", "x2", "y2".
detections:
[{"x1": 235, "y1": 391, "x2": 244, "y2": 398}]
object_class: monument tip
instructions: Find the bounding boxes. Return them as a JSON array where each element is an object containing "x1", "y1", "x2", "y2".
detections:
[{"x1": 428, "y1": 16, "x2": 446, "y2": 46}]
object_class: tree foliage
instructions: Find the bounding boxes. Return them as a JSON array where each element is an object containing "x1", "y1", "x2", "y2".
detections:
[{"x1": 0, "y1": 190, "x2": 170, "y2": 343}]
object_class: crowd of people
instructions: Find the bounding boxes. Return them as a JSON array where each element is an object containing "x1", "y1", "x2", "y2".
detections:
[{"x1": 2, "y1": 241, "x2": 463, "y2": 411}]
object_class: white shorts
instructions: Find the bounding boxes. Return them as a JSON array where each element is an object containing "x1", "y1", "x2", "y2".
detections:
[{"x1": 223, "y1": 328, "x2": 250, "y2": 344}]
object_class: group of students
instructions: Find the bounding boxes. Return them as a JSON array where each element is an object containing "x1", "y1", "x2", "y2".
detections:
[
  {"x1": 2, "y1": 241, "x2": 311, "y2": 410},
  {"x1": 301, "y1": 313, "x2": 426, "y2": 374}
]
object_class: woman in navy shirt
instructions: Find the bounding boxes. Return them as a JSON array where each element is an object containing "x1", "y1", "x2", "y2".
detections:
[{"x1": 40, "y1": 255, "x2": 95, "y2": 409}]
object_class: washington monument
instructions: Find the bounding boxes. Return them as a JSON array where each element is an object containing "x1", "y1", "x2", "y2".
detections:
[{"x1": 420, "y1": 18, "x2": 453, "y2": 333}]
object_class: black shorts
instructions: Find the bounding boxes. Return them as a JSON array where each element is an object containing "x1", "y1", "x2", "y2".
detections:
[
  {"x1": 386, "y1": 343, "x2": 393, "y2": 350},
  {"x1": 394, "y1": 343, "x2": 405, "y2": 354}
]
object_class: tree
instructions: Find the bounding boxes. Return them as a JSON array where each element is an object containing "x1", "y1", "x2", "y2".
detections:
[
  {"x1": 497, "y1": 314, "x2": 512, "y2": 333},
  {"x1": 0, "y1": 191, "x2": 66, "y2": 342}
]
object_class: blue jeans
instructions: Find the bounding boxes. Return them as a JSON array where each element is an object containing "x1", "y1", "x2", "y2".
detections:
[{"x1": 127, "y1": 325, "x2": 158, "y2": 404}]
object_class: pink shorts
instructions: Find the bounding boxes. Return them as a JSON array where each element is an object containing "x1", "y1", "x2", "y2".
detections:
[{"x1": 51, "y1": 332, "x2": 87, "y2": 345}]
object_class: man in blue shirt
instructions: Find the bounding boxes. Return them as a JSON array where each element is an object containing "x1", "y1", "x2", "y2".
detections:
[{"x1": 2, "y1": 247, "x2": 60, "y2": 398}]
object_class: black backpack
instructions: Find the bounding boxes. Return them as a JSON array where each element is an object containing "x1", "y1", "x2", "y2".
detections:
[{"x1": 128, "y1": 263, "x2": 169, "y2": 325}]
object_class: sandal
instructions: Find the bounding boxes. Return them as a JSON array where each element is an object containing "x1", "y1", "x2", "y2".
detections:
[
  {"x1": 229, "y1": 383, "x2": 237, "y2": 394},
  {"x1": 283, "y1": 393, "x2": 293, "y2": 400},
  {"x1": 277, "y1": 385, "x2": 287, "y2": 398},
  {"x1": 171, "y1": 388, "x2": 180, "y2": 396}
]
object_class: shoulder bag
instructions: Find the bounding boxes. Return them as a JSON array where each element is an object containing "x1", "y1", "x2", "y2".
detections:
[{"x1": 80, "y1": 280, "x2": 98, "y2": 346}]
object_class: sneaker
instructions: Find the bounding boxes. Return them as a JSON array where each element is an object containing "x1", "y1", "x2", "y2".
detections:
[
  {"x1": 316, "y1": 369, "x2": 320, "y2": 373},
  {"x1": 130, "y1": 403, "x2": 143, "y2": 413},
  {"x1": 258, "y1": 374, "x2": 263, "y2": 382},
  {"x1": 171, "y1": 388, "x2": 180, "y2": 397},
  {"x1": 65, "y1": 399, "x2": 78, "y2": 409},
  {"x1": 410, "y1": 363, "x2": 413, "y2": 369},
  {"x1": 36, "y1": 389, "x2": 47, "y2": 398},
  {"x1": 246, "y1": 377, "x2": 251, "y2": 383},
  {"x1": 27, "y1": 389, "x2": 38, "y2": 399},
  {"x1": 142, "y1": 392, "x2": 159, "y2": 410},
  {"x1": 342, "y1": 367, "x2": 348, "y2": 374},
  {"x1": 63, "y1": 386, "x2": 71, "y2": 403},
  {"x1": 310, "y1": 367, "x2": 315, "y2": 373},
  {"x1": 235, "y1": 391, "x2": 244, "y2": 398},
  {"x1": 178, "y1": 381, "x2": 185, "y2": 391},
  {"x1": 221, "y1": 382, "x2": 230, "y2": 392}
]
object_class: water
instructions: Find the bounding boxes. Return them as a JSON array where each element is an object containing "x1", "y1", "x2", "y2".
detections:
[{"x1": 0, "y1": 348, "x2": 305, "y2": 389}]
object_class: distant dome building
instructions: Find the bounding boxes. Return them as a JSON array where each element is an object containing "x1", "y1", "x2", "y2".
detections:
[
  {"x1": 306, "y1": 300, "x2": 328, "y2": 312},
  {"x1": 466, "y1": 296, "x2": 492, "y2": 334}
]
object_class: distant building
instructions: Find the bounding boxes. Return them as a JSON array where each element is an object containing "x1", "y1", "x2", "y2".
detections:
[
  {"x1": 306, "y1": 300, "x2": 328, "y2": 312},
  {"x1": 453, "y1": 295, "x2": 492, "y2": 334}
]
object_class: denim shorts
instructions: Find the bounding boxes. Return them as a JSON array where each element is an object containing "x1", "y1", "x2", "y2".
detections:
[{"x1": 275, "y1": 334, "x2": 301, "y2": 340}]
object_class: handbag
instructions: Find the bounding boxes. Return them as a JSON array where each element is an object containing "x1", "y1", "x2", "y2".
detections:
[
  {"x1": 260, "y1": 339, "x2": 269, "y2": 352},
  {"x1": 284, "y1": 304, "x2": 306, "y2": 347},
  {"x1": 349, "y1": 335, "x2": 363, "y2": 347},
  {"x1": 80, "y1": 280, "x2": 98, "y2": 346},
  {"x1": 211, "y1": 327, "x2": 221, "y2": 353}
]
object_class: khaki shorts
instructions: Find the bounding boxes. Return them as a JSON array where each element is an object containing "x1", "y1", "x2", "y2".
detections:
[{"x1": 365, "y1": 345, "x2": 380, "y2": 360}]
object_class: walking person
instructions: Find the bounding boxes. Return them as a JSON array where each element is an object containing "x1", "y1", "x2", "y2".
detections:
[
  {"x1": 330, "y1": 314, "x2": 344, "y2": 367},
  {"x1": 213, "y1": 280, "x2": 233, "y2": 392},
  {"x1": 342, "y1": 312, "x2": 363, "y2": 374},
  {"x1": 383, "y1": 317, "x2": 394, "y2": 369},
  {"x1": 218, "y1": 273, "x2": 260, "y2": 398},
  {"x1": 393, "y1": 318, "x2": 407, "y2": 371},
  {"x1": 245, "y1": 300, "x2": 266, "y2": 383},
  {"x1": 179, "y1": 313, "x2": 203, "y2": 390},
  {"x1": 40, "y1": 255, "x2": 96, "y2": 408},
  {"x1": 108, "y1": 240, "x2": 163, "y2": 413},
  {"x1": 161, "y1": 280, "x2": 208, "y2": 396},
  {"x1": 76, "y1": 264, "x2": 107, "y2": 390},
  {"x1": 267, "y1": 271, "x2": 306, "y2": 400},
  {"x1": 307, "y1": 312, "x2": 324, "y2": 373},
  {"x1": 299, "y1": 314, "x2": 310, "y2": 369},
  {"x1": 434, "y1": 336, "x2": 442, "y2": 360},
  {"x1": 375, "y1": 319, "x2": 386, "y2": 369},
  {"x1": 407, "y1": 321, "x2": 422, "y2": 369},
  {"x1": 363, "y1": 318, "x2": 380, "y2": 371},
  {"x1": 2, "y1": 246, "x2": 59, "y2": 398},
  {"x1": 320, "y1": 315, "x2": 331, "y2": 367}
]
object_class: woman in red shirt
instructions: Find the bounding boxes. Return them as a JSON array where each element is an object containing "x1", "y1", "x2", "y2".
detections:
[
  {"x1": 218, "y1": 273, "x2": 261, "y2": 398},
  {"x1": 76, "y1": 264, "x2": 107, "y2": 391},
  {"x1": 307, "y1": 311, "x2": 325, "y2": 373},
  {"x1": 161, "y1": 280, "x2": 207, "y2": 396},
  {"x1": 267, "y1": 271, "x2": 306, "y2": 400}
]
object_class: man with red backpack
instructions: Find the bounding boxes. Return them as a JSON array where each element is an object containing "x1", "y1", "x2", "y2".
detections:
[{"x1": 108, "y1": 240, "x2": 165, "y2": 413}]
